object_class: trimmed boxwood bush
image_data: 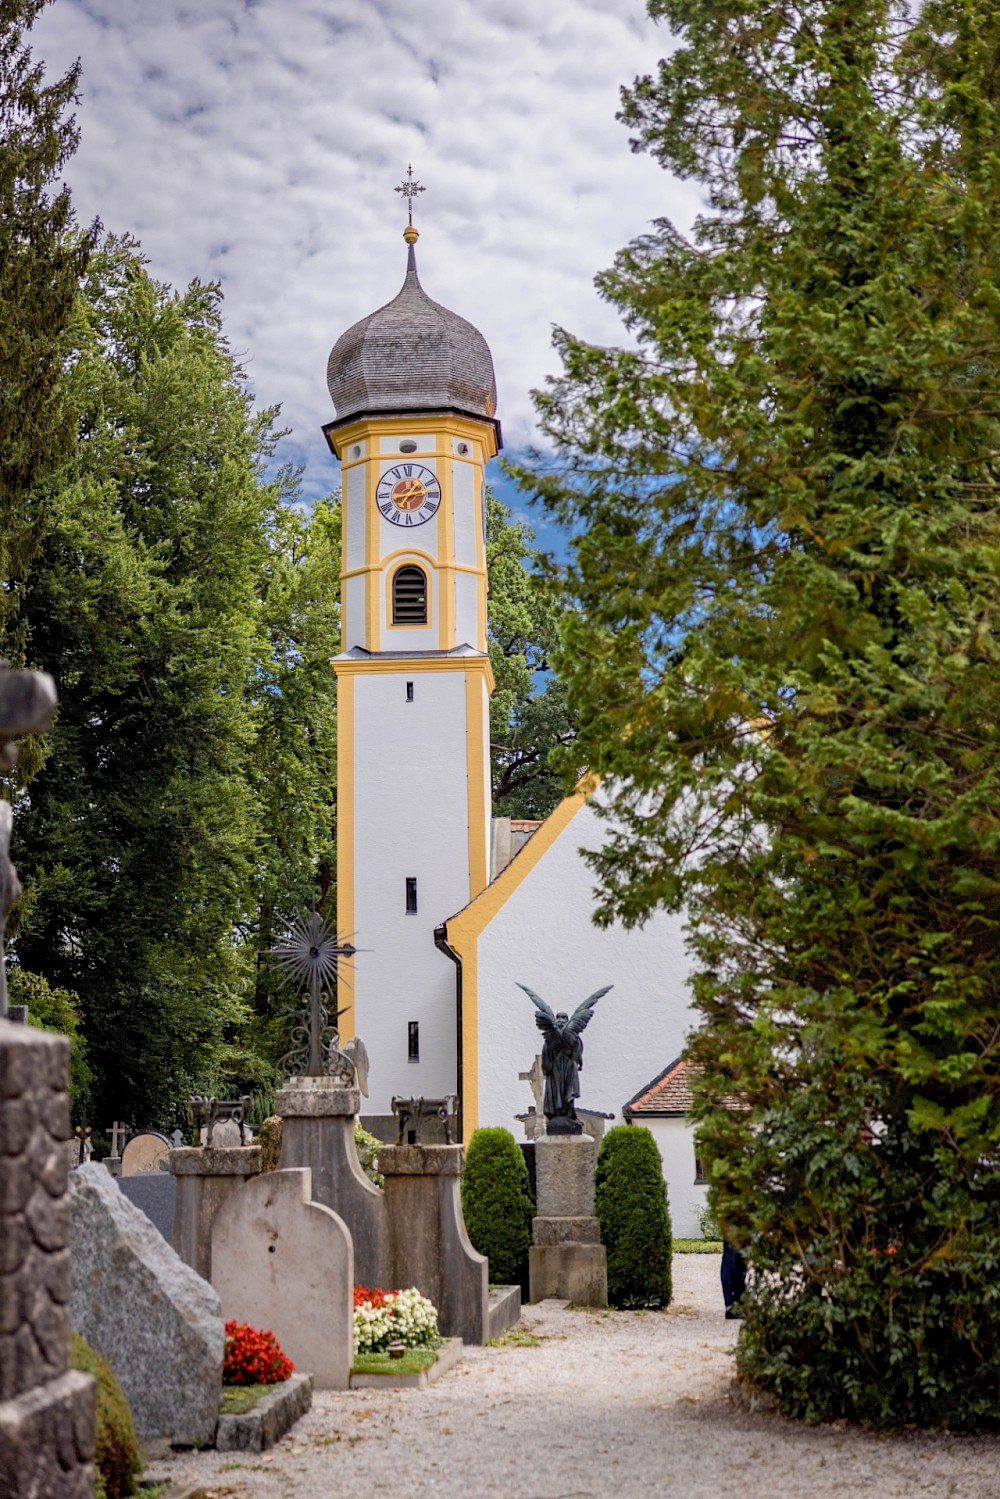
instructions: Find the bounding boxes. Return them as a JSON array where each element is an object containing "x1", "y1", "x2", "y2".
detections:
[
  {"x1": 595, "y1": 1125, "x2": 672, "y2": 1308},
  {"x1": 70, "y1": 1332, "x2": 141, "y2": 1499},
  {"x1": 461, "y1": 1127, "x2": 535, "y2": 1288}
]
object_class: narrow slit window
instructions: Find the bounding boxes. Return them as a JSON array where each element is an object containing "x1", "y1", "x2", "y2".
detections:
[
  {"x1": 406, "y1": 681, "x2": 414, "y2": 702},
  {"x1": 405, "y1": 877, "x2": 418, "y2": 913},
  {"x1": 393, "y1": 566, "x2": 428, "y2": 625},
  {"x1": 408, "y1": 1021, "x2": 419, "y2": 1062}
]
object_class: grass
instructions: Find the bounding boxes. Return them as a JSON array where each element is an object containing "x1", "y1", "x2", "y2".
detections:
[
  {"x1": 220, "y1": 1383, "x2": 278, "y2": 1415},
  {"x1": 488, "y1": 1327, "x2": 544, "y2": 1347},
  {"x1": 674, "y1": 1238, "x2": 723, "y2": 1254},
  {"x1": 351, "y1": 1346, "x2": 440, "y2": 1377}
]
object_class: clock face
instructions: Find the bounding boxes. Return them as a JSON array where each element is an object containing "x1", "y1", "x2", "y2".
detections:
[{"x1": 376, "y1": 463, "x2": 441, "y2": 527}]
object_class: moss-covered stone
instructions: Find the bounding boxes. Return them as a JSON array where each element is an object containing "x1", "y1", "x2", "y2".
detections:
[{"x1": 70, "y1": 1332, "x2": 141, "y2": 1499}]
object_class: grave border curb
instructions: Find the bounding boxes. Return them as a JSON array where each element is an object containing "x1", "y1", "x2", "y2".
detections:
[
  {"x1": 214, "y1": 1371, "x2": 314, "y2": 1453},
  {"x1": 349, "y1": 1336, "x2": 465, "y2": 1389}
]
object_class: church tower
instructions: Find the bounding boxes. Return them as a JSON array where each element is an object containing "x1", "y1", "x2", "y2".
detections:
[{"x1": 323, "y1": 175, "x2": 500, "y2": 1130}]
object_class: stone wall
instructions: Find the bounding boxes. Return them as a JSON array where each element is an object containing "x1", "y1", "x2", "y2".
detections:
[{"x1": 0, "y1": 1019, "x2": 95, "y2": 1498}]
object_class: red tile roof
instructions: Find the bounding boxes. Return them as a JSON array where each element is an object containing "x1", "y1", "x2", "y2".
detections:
[{"x1": 623, "y1": 1055, "x2": 695, "y2": 1117}]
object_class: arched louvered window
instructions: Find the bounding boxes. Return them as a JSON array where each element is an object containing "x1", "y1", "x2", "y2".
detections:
[{"x1": 392, "y1": 565, "x2": 428, "y2": 625}]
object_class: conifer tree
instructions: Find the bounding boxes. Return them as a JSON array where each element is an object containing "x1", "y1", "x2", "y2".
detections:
[
  {"x1": 0, "y1": 0, "x2": 95, "y2": 646},
  {"x1": 518, "y1": 1, "x2": 1000, "y2": 1427}
]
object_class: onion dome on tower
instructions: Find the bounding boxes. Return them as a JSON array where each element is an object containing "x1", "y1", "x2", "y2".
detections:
[{"x1": 322, "y1": 168, "x2": 500, "y2": 454}]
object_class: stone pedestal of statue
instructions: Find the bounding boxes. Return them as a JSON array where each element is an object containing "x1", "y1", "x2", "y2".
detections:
[
  {"x1": 528, "y1": 1132, "x2": 607, "y2": 1306},
  {"x1": 276, "y1": 1079, "x2": 385, "y2": 1287}
]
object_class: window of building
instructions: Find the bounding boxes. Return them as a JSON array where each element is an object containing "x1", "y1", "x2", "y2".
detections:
[
  {"x1": 405, "y1": 877, "x2": 418, "y2": 913},
  {"x1": 408, "y1": 1021, "x2": 419, "y2": 1062},
  {"x1": 392, "y1": 566, "x2": 428, "y2": 625},
  {"x1": 694, "y1": 1154, "x2": 707, "y2": 1185},
  {"x1": 406, "y1": 681, "x2": 414, "y2": 702}
]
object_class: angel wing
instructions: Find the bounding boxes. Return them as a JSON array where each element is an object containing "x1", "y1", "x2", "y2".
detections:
[
  {"x1": 517, "y1": 982, "x2": 558, "y2": 1036},
  {"x1": 566, "y1": 985, "x2": 613, "y2": 1036},
  {"x1": 342, "y1": 1035, "x2": 370, "y2": 1098}
]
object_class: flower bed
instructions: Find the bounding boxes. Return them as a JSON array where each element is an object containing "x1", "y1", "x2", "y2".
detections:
[
  {"x1": 352, "y1": 1285, "x2": 440, "y2": 1354},
  {"x1": 223, "y1": 1321, "x2": 294, "y2": 1385}
]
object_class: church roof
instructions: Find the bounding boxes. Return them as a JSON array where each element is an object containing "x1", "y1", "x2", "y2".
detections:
[{"x1": 326, "y1": 239, "x2": 499, "y2": 433}]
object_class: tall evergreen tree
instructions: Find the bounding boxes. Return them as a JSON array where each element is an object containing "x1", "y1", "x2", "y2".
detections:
[
  {"x1": 0, "y1": 0, "x2": 95, "y2": 649},
  {"x1": 517, "y1": 1, "x2": 1000, "y2": 1427}
]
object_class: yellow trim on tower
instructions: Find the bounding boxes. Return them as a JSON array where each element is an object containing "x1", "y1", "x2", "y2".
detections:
[
  {"x1": 335, "y1": 669, "x2": 356, "y2": 1042},
  {"x1": 332, "y1": 652, "x2": 495, "y2": 693},
  {"x1": 443, "y1": 774, "x2": 599, "y2": 1135}
]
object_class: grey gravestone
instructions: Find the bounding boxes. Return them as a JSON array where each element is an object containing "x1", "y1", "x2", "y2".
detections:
[
  {"x1": 118, "y1": 1173, "x2": 177, "y2": 1243},
  {"x1": 68, "y1": 1164, "x2": 222, "y2": 1444}
]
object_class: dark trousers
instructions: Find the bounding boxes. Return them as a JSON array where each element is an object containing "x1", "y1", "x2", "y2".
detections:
[{"x1": 721, "y1": 1240, "x2": 747, "y2": 1309}]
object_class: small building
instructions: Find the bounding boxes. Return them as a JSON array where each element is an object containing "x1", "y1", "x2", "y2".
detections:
[{"x1": 623, "y1": 1057, "x2": 707, "y2": 1239}]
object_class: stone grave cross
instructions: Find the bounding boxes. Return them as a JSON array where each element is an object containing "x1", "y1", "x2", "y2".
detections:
[
  {"x1": 0, "y1": 659, "x2": 57, "y2": 1018},
  {"x1": 108, "y1": 1121, "x2": 127, "y2": 1160}
]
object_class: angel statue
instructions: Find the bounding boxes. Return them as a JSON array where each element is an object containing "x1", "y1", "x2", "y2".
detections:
[{"x1": 517, "y1": 983, "x2": 613, "y2": 1130}]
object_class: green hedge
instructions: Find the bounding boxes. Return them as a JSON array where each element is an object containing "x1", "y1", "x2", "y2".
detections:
[
  {"x1": 461, "y1": 1127, "x2": 535, "y2": 1288},
  {"x1": 70, "y1": 1333, "x2": 141, "y2": 1499},
  {"x1": 595, "y1": 1126, "x2": 672, "y2": 1308}
]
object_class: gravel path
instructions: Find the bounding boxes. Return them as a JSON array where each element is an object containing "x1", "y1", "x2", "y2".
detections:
[{"x1": 155, "y1": 1258, "x2": 1000, "y2": 1499}]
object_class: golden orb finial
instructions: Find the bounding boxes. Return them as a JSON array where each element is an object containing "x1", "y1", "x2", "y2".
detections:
[{"x1": 403, "y1": 224, "x2": 419, "y2": 245}]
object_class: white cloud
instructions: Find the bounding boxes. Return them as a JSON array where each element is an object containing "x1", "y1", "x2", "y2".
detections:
[{"x1": 36, "y1": 0, "x2": 702, "y2": 498}]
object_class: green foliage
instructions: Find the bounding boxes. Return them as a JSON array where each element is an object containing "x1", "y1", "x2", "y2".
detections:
[
  {"x1": 486, "y1": 495, "x2": 578, "y2": 818},
  {"x1": 7, "y1": 236, "x2": 337, "y2": 1124},
  {"x1": 0, "y1": 0, "x2": 96, "y2": 657},
  {"x1": 354, "y1": 1121, "x2": 384, "y2": 1187},
  {"x1": 9, "y1": 967, "x2": 91, "y2": 1112},
  {"x1": 257, "y1": 1115, "x2": 282, "y2": 1173},
  {"x1": 70, "y1": 1332, "x2": 141, "y2": 1499},
  {"x1": 461, "y1": 1127, "x2": 535, "y2": 1288},
  {"x1": 595, "y1": 1127, "x2": 672, "y2": 1308},
  {"x1": 516, "y1": 0, "x2": 1000, "y2": 1428}
]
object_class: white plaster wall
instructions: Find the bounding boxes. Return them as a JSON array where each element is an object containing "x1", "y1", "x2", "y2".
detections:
[
  {"x1": 344, "y1": 463, "x2": 366, "y2": 573},
  {"x1": 475, "y1": 801, "x2": 697, "y2": 1142},
  {"x1": 353, "y1": 670, "x2": 473, "y2": 1113},
  {"x1": 343, "y1": 575, "x2": 366, "y2": 652},
  {"x1": 451, "y1": 460, "x2": 477, "y2": 569},
  {"x1": 454, "y1": 572, "x2": 479, "y2": 648},
  {"x1": 638, "y1": 1119, "x2": 707, "y2": 1241}
]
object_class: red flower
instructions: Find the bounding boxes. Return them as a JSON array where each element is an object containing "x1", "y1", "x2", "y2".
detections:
[{"x1": 223, "y1": 1320, "x2": 294, "y2": 1385}]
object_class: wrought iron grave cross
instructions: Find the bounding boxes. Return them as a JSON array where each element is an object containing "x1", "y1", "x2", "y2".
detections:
[{"x1": 271, "y1": 911, "x2": 359, "y2": 1082}]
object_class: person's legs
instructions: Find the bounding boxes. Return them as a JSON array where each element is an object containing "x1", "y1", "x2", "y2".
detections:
[{"x1": 721, "y1": 1239, "x2": 747, "y2": 1317}]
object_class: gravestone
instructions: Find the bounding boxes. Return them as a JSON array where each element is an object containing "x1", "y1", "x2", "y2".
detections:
[
  {"x1": 120, "y1": 1129, "x2": 171, "y2": 1177},
  {"x1": 277, "y1": 1080, "x2": 385, "y2": 1286},
  {"x1": 379, "y1": 1143, "x2": 489, "y2": 1344},
  {"x1": 69, "y1": 1165, "x2": 223, "y2": 1444},
  {"x1": 169, "y1": 1145, "x2": 262, "y2": 1282},
  {"x1": 528, "y1": 1133, "x2": 607, "y2": 1306},
  {"x1": 212, "y1": 1167, "x2": 353, "y2": 1390},
  {"x1": 119, "y1": 1172, "x2": 177, "y2": 1242},
  {"x1": 0, "y1": 1023, "x2": 96, "y2": 1498}
]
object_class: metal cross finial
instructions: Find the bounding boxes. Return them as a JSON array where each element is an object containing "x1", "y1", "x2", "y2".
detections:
[
  {"x1": 394, "y1": 163, "x2": 426, "y2": 227},
  {"x1": 271, "y1": 910, "x2": 361, "y2": 1082}
]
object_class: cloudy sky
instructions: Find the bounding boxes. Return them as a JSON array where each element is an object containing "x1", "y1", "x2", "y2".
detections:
[{"x1": 35, "y1": 0, "x2": 700, "y2": 525}]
